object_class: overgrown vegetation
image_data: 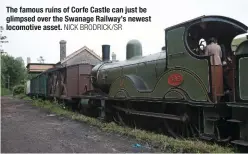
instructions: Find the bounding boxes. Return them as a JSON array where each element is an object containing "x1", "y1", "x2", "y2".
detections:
[
  {"x1": 15, "y1": 94, "x2": 236, "y2": 153},
  {"x1": 13, "y1": 85, "x2": 25, "y2": 96},
  {"x1": 1, "y1": 87, "x2": 11, "y2": 96},
  {"x1": 1, "y1": 53, "x2": 37, "y2": 96},
  {"x1": 1, "y1": 54, "x2": 26, "y2": 88}
]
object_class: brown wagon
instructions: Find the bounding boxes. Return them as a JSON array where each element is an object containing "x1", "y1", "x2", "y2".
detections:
[{"x1": 65, "y1": 63, "x2": 94, "y2": 98}]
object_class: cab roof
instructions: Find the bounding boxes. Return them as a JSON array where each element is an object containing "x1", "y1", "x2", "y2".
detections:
[{"x1": 165, "y1": 15, "x2": 248, "y2": 32}]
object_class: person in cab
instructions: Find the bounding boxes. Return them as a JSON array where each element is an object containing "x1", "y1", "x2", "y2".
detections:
[
  {"x1": 220, "y1": 44, "x2": 232, "y2": 95},
  {"x1": 205, "y1": 37, "x2": 224, "y2": 102}
]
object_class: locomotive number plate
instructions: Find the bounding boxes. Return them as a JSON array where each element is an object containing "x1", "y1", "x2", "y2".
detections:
[{"x1": 168, "y1": 73, "x2": 183, "y2": 86}]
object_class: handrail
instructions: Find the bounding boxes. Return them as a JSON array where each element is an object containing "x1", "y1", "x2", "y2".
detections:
[
  {"x1": 168, "y1": 52, "x2": 185, "y2": 57},
  {"x1": 211, "y1": 54, "x2": 217, "y2": 103}
]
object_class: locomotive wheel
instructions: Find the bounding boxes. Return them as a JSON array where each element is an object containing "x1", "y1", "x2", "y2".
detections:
[
  {"x1": 163, "y1": 104, "x2": 199, "y2": 139},
  {"x1": 112, "y1": 102, "x2": 134, "y2": 127},
  {"x1": 111, "y1": 102, "x2": 200, "y2": 139},
  {"x1": 163, "y1": 115, "x2": 199, "y2": 139}
]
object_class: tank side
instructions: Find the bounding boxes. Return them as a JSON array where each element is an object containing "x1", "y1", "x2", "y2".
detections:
[
  {"x1": 236, "y1": 41, "x2": 248, "y2": 101},
  {"x1": 166, "y1": 26, "x2": 210, "y2": 98}
]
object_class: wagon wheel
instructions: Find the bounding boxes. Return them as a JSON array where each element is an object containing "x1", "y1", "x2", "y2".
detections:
[{"x1": 78, "y1": 102, "x2": 88, "y2": 115}]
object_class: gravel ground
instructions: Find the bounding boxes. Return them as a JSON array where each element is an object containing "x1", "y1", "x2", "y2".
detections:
[{"x1": 1, "y1": 96, "x2": 158, "y2": 153}]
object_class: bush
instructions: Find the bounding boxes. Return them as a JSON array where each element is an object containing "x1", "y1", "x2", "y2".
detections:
[{"x1": 13, "y1": 85, "x2": 25, "y2": 96}]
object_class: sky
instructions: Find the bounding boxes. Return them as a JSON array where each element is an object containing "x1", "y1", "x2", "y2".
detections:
[{"x1": 0, "y1": 0, "x2": 248, "y2": 66}]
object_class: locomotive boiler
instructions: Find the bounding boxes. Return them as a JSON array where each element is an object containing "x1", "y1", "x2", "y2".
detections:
[{"x1": 91, "y1": 40, "x2": 166, "y2": 95}]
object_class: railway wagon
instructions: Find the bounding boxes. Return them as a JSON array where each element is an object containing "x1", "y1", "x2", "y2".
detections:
[
  {"x1": 29, "y1": 68, "x2": 54, "y2": 98},
  {"x1": 46, "y1": 63, "x2": 94, "y2": 100},
  {"x1": 29, "y1": 64, "x2": 93, "y2": 98},
  {"x1": 30, "y1": 75, "x2": 39, "y2": 96},
  {"x1": 65, "y1": 63, "x2": 94, "y2": 98},
  {"x1": 38, "y1": 73, "x2": 48, "y2": 97},
  {"x1": 29, "y1": 63, "x2": 94, "y2": 106},
  {"x1": 64, "y1": 63, "x2": 95, "y2": 113},
  {"x1": 47, "y1": 67, "x2": 66, "y2": 99}
]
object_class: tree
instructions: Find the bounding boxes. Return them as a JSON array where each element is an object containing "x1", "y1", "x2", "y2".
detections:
[
  {"x1": 1, "y1": 56, "x2": 7, "y2": 87},
  {"x1": 16, "y1": 57, "x2": 24, "y2": 64},
  {"x1": 1, "y1": 54, "x2": 27, "y2": 89}
]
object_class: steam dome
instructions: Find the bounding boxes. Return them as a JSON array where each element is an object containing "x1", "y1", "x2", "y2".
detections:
[{"x1": 126, "y1": 39, "x2": 142, "y2": 60}]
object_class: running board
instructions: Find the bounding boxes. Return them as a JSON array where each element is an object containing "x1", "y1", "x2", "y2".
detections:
[{"x1": 112, "y1": 105, "x2": 186, "y2": 122}]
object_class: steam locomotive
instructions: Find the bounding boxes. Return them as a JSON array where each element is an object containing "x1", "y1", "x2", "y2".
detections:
[{"x1": 26, "y1": 15, "x2": 248, "y2": 147}]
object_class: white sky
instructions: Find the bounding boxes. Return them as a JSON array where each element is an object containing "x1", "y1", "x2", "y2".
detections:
[{"x1": 0, "y1": 0, "x2": 248, "y2": 65}]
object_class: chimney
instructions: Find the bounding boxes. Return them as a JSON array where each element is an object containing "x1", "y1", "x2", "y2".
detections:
[
  {"x1": 102, "y1": 45, "x2": 110, "y2": 62},
  {"x1": 27, "y1": 57, "x2": 31, "y2": 64},
  {"x1": 60, "y1": 40, "x2": 66, "y2": 61},
  {"x1": 112, "y1": 52, "x2": 116, "y2": 61}
]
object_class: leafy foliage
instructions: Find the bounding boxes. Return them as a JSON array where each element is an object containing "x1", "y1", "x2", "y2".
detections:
[
  {"x1": 13, "y1": 84, "x2": 25, "y2": 96},
  {"x1": 1, "y1": 54, "x2": 27, "y2": 89}
]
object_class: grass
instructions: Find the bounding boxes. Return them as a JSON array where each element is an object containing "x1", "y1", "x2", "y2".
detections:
[
  {"x1": 15, "y1": 94, "x2": 236, "y2": 153},
  {"x1": 1, "y1": 87, "x2": 12, "y2": 96}
]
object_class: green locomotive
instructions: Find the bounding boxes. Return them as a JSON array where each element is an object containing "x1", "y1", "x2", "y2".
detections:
[
  {"x1": 88, "y1": 15, "x2": 248, "y2": 146},
  {"x1": 27, "y1": 15, "x2": 248, "y2": 147}
]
